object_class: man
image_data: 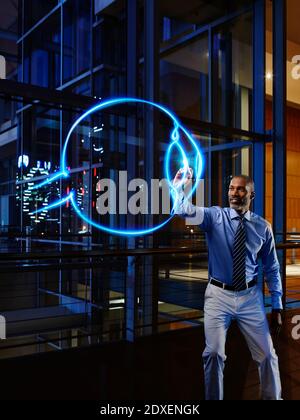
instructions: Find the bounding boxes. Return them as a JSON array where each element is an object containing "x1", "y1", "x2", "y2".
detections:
[{"x1": 173, "y1": 170, "x2": 282, "y2": 400}]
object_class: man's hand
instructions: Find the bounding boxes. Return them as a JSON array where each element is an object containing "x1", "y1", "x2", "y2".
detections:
[
  {"x1": 270, "y1": 310, "x2": 283, "y2": 340},
  {"x1": 173, "y1": 167, "x2": 193, "y2": 189}
]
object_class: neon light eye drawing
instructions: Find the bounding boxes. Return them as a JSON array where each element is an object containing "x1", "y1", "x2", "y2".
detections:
[{"x1": 29, "y1": 97, "x2": 204, "y2": 236}]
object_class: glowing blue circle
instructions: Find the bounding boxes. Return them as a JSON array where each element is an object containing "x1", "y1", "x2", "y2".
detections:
[{"x1": 32, "y1": 97, "x2": 205, "y2": 236}]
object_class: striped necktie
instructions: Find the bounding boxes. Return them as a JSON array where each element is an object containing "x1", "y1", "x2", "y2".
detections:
[{"x1": 232, "y1": 215, "x2": 247, "y2": 291}]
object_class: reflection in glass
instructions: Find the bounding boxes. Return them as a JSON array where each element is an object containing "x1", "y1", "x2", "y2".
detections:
[
  {"x1": 63, "y1": 0, "x2": 91, "y2": 84},
  {"x1": 160, "y1": 35, "x2": 209, "y2": 121},
  {"x1": 212, "y1": 13, "x2": 253, "y2": 130},
  {"x1": 23, "y1": 11, "x2": 61, "y2": 88},
  {"x1": 211, "y1": 146, "x2": 252, "y2": 207},
  {"x1": 23, "y1": 0, "x2": 57, "y2": 32}
]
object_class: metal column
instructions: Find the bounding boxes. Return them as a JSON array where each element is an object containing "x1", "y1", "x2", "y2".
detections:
[
  {"x1": 272, "y1": 0, "x2": 287, "y2": 307},
  {"x1": 125, "y1": 0, "x2": 138, "y2": 342},
  {"x1": 143, "y1": 0, "x2": 159, "y2": 335},
  {"x1": 253, "y1": 0, "x2": 265, "y2": 217}
]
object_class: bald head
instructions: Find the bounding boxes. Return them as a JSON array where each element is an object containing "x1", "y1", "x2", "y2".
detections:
[{"x1": 232, "y1": 175, "x2": 255, "y2": 192}]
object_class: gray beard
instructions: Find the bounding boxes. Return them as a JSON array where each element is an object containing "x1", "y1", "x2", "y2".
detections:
[{"x1": 229, "y1": 201, "x2": 248, "y2": 212}]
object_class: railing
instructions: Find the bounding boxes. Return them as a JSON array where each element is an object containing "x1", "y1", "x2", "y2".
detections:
[
  {"x1": 0, "y1": 230, "x2": 206, "y2": 253},
  {"x1": 0, "y1": 246, "x2": 208, "y2": 359},
  {"x1": 0, "y1": 241, "x2": 300, "y2": 360},
  {"x1": 276, "y1": 242, "x2": 300, "y2": 312}
]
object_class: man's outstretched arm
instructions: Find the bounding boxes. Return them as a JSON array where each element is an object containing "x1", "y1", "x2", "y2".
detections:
[
  {"x1": 172, "y1": 168, "x2": 216, "y2": 229},
  {"x1": 173, "y1": 189, "x2": 205, "y2": 223},
  {"x1": 172, "y1": 167, "x2": 205, "y2": 223}
]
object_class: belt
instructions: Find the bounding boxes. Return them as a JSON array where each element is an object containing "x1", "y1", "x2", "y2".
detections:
[{"x1": 209, "y1": 278, "x2": 257, "y2": 291}]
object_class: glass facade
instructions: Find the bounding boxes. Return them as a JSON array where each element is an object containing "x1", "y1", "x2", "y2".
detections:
[
  {"x1": 23, "y1": 10, "x2": 61, "y2": 88},
  {"x1": 212, "y1": 12, "x2": 253, "y2": 130},
  {"x1": 63, "y1": 0, "x2": 91, "y2": 83},
  {"x1": 0, "y1": 0, "x2": 296, "y2": 358},
  {"x1": 160, "y1": 35, "x2": 209, "y2": 121}
]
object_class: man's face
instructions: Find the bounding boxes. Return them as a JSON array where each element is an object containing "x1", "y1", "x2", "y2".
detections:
[{"x1": 228, "y1": 177, "x2": 253, "y2": 213}]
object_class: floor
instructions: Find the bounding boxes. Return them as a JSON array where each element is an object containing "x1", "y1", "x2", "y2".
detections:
[
  {"x1": 0, "y1": 260, "x2": 299, "y2": 400},
  {"x1": 242, "y1": 309, "x2": 300, "y2": 400},
  {"x1": 0, "y1": 308, "x2": 299, "y2": 400}
]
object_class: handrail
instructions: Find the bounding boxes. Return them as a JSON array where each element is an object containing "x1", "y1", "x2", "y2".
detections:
[
  {"x1": 0, "y1": 242, "x2": 298, "y2": 262},
  {"x1": 0, "y1": 247, "x2": 207, "y2": 261},
  {"x1": 0, "y1": 231, "x2": 205, "y2": 238}
]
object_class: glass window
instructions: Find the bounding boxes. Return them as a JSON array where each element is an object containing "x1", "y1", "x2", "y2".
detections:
[
  {"x1": 0, "y1": 97, "x2": 19, "y2": 236},
  {"x1": 159, "y1": 0, "x2": 253, "y2": 46},
  {"x1": 22, "y1": 106, "x2": 60, "y2": 170},
  {"x1": 285, "y1": 0, "x2": 300, "y2": 308},
  {"x1": 0, "y1": 0, "x2": 20, "y2": 82},
  {"x1": 63, "y1": 0, "x2": 91, "y2": 84},
  {"x1": 93, "y1": 15, "x2": 126, "y2": 69},
  {"x1": 63, "y1": 77, "x2": 92, "y2": 97},
  {"x1": 266, "y1": 0, "x2": 300, "y2": 309},
  {"x1": 23, "y1": 11, "x2": 61, "y2": 88},
  {"x1": 160, "y1": 35, "x2": 209, "y2": 121},
  {"x1": 161, "y1": 16, "x2": 194, "y2": 44},
  {"x1": 212, "y1": 12, "x2": 253, "y2": 130},
  {"x1": 20, "y1": 105, "x2": 61, "y2": 234},
  {"x1": 23, "y1": 0, "x2": 58, "y2": 32},
  {"x1": 0, "y1": 141, "x2": 18, "y2": 230},
  {"x1": 211, "y1": 146, "x2": 252, "y2": 207},
  {"x1": 93, "y1": 69, "x2": 126, "y2": 99}
]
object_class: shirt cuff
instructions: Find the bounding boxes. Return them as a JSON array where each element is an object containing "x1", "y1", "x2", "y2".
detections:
[{"x1": 272, "y1": 295, "x2": 283, "y2": 311}]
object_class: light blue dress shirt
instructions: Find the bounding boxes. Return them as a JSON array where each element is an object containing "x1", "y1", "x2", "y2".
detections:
[{"x1": 175, "y1": 194, "x2": 283, "y2": 310}]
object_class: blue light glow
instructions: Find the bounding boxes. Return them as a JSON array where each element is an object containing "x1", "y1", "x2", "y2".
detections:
[
  {"x1": 30, "y1": 97, "x2": 205, "y2": 236},
  {"x1": 30, "y1": 171, "x2": 69, "y2": 190},
  {"x1": 18, "y1": 155, "x2": 29, "y2": 169},
  {"x1": 70, "y1": 194, "x2": 174, "y2": 236},
  {"x1": 30, "y1": 192, "x2": 74, "y2": 215}
]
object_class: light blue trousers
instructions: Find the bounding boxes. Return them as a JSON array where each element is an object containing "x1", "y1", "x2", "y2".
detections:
[{"x1": 203, "y1": 283, "x2": 282, "y2": 400}]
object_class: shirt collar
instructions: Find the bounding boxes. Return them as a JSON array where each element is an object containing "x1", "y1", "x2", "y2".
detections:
[{"x1": 229, "y1": 208, "x2": 251, "y2": 221}]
